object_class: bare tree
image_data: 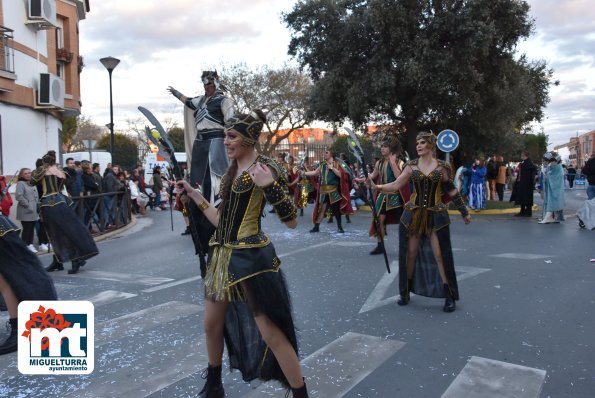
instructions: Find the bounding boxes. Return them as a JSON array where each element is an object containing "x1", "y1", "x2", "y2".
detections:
[{"x1": 222, "y1": 63, "x2": 313, "y2": 156}]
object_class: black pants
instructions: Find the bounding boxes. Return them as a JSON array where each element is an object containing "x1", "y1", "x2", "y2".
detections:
[
  {"x1": 520, "y1": 204, "x2": 532, "y2": 216},
  {"x1": 21, "y1": 221, "x2": 36, "y2": 245},
  {"x1": 37, "y1": 221, "x2": 49, "y2": 245},
  {"x1": 496, "y1": 183, "x2": 505, "y2": 201},
  {"x1": 323, "y1": 197, "x2": 342, "y2": 228}
]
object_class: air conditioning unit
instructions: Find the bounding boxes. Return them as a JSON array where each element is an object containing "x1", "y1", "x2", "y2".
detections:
[
  {"x1": 38, "y1": 73, "x2": 65, "y2": 108},
  {"x1": 28, "y1": 0, "x2": 57, "y2": 27}
]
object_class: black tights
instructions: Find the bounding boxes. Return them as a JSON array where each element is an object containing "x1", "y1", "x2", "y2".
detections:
[{"x1": 20, "y1": 221, "x2": 36, "y2": 246}]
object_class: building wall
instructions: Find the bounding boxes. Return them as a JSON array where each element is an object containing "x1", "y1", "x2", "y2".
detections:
[{"x1": 0, "y1": 0, "x2": 88, "y2": 176}]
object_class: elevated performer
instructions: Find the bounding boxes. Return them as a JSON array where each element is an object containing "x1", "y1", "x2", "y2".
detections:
[{"x1": 168, "y1": 71, "x2": 234, "y2": 277}]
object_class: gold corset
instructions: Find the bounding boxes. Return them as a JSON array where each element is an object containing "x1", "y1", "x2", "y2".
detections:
[{"x1": 406, "y1": 168, "x2": 446, "y2": 211}]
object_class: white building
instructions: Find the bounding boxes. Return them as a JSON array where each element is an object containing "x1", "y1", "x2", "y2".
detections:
[{"x1": 0, "y1": 0, "x2": 90, "y2": 176}]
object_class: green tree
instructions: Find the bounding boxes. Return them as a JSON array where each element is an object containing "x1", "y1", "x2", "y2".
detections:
[
  {"x1": 284, "y1": 0, "x2": 554, "y2": 158},
  {"x1": 330, "y1": 134, "x2": 378, "y2": 167},
  {"x1": 96, "y1": 133, "x2": 139, "y2": 171},
  {"x1": 60, "y1": 116, "x2": 78, "y2": 153},
  {"x1": 168, "y1": 127, "x2": 185, "y2": 152},
  {"x1": 222, "y1": 63, "x2": 313, "y2": 156}
]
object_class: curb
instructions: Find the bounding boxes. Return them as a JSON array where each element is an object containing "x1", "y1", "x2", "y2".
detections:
[{"x1": 356, "y1": 205, "x2": 538, "y2": 215}]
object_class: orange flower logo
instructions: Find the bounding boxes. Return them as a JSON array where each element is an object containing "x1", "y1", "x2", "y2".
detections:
[{"x1": 21, "y1": 305, "x2": 72, "y2": 350}]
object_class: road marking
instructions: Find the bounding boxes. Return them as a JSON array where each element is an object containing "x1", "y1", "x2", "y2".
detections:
[
  {"x1": 83, "y1": 290, "x2": 137, "y2": 306},
  {"x1": 359, "y1": 263, "x2": 491, "y2": 314},
  {"x1": 359, "y1": 262, "x2": 399, "y2": 314},
  {"x1": 278, "y1": 240, "x2": 334, "y2": 258},
  {"x1": 441, "y1": 356, "x2": 546, "y2": 398},
  {"x1": 95, "y1": 301, "x2": 202, "y2": 346},
  {"x1": 142, "y1": 275, "x2": 203, "y2": 293},
  {"x1": 65, "y1": 270, "x2": 175, "y2": 286},
  {"x1": 242, "y1": 332, "x2": 405, "y2": 397},
  {"x1": 490, "y1": 253, "x2": 553, "y2": 260}
]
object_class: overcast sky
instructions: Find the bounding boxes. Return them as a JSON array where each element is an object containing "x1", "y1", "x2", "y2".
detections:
[{"x1": 79, "y1": 0, "x2": 595, "y2": 148}]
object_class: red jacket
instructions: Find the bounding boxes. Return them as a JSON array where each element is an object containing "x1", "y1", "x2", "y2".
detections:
[{"x1": 0, "y1": 176, "x2": 13, "y2": 216}]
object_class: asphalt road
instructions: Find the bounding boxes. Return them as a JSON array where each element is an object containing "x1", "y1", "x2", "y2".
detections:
[{"x1": 0, "y1": 188, "x2": 593, "y2": 398}]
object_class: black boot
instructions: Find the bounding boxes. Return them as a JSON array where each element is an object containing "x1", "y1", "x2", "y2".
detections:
[
  {"x1": 198, "y1": 364, "x2": 224, "y2": 398},
  {"x1": 345, "y1": 214, "x2": 351, "y2": 223},
  {"x1": 300, "y1": 208, "x2": 304, "y2": 217},
  {"x1": 397, "y1": 279, "x2": 411, "y2": 306},
  {"x1": 443, "y1": 284, "x2": 456, "y2": 313},
  {"x1": 336, "y1": 217, "x2": 344, "y2": 233},
  {"x1": 290, "y1": 380, "x2": 309, "y2": 398},
  {"x1": 0, "y1": 318, "x2": 18, "y2": 355},
  {"x1": 369, "y1": 242, "x2": 383, "y2": 255},
  {"x1": 327, "y1": 216, "x2": 333, "y2": 223},
  {"x1": 45, "y1": 256, "x2": 64, "y2": 272},
  {"x1": 181, "y1": 226, "x2": 191, "y2": 236},
  {"x1": 68, "y1": 260, "x2": 84, "y2": 275},
  {"x1": 309, "y1": 223, "x2": 320, "y2": 233}
]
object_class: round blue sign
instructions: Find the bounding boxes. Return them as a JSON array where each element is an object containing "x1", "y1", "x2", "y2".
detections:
[{"x1": 437, "y1": 129, "x2": 459, "y2": 153}]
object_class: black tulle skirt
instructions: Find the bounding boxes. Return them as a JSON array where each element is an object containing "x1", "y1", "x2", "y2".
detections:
[
  {"x1": 40, "y1": 194, "x2": 98, "y2": 263},
  {"x1": 0, "y1": 230, "x2": 57, "y2": 311},
  {"x1": 206, "y1": 243, "x2": 298, "y2": 388}
]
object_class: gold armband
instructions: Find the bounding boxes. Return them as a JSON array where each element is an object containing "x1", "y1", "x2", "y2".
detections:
[{"x1": 198, "y1": 200, "x2": 209, "y2": 211}]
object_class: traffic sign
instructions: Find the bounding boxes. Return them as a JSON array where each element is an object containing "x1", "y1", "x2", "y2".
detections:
[{"x1": 437, "y1": 129, "x2": 459, "y2": 153}]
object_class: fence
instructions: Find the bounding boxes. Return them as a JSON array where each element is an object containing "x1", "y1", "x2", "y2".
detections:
[
  {"x1": 273, "y1": 143, "x2": 328, "y2": 165},
  {"x1": 71, "y1": 191, "x2": 132, "y2": 236}
]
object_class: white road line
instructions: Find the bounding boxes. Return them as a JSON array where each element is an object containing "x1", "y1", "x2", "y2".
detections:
[
  {"x1": 441, "y1": 356, "x2": 546, "y2": 398},
  {"x1": 359, "y1": 261, "x2": 399, "y2": 314},
  {"x1": 242, "y1": 332, "x2": 406, "y2": 397},
  {"x1": 142, "y1": 275, "x2": 203, "y2": 293},
  {"x1": 83, "y1": 290, "x2": 137, "y2": 307},
  {"x1": 65, "y1": 270, "x2": 174, "y2": 286},
  {"x1": 359, "y1": 263, "x2": 491, "y2": 314},
  {"x1": 490, "y1": 253, "x2": 553, "y2": 260},
  {"x1": 278, "y1": 240, "x2": 334, "y2": 258},
  {"x1": 95, "y1": 301, "x2": 202, "y2": 346}
]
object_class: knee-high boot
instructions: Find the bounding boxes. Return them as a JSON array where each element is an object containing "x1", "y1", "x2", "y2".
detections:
[
  {"x1": 198, "y1": 364, "x2": 224, "y2": 398},
  {"x1": 290, "y1": 379, "x2": 309, "y2": 398},
  {"x1": 398, "y1": 279, "x2": 411, "y2": 306},
  {"x1": 443, "y1": 284, "x2": 456, "y2": 313}
]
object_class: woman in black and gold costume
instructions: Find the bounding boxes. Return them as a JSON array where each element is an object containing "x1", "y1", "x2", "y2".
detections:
[
  {"x1": 372, "y1": 131, "x2": 471, "y2": 312},
  {"x1": 31, "y1": 151, "x2": 98, "y2": 274},
  {"x1": 0, "y1": 206, "x2": 57, "y2": 355},
  {"x1": 178, "y1": 110, "x2": 308, "y2": 398}
]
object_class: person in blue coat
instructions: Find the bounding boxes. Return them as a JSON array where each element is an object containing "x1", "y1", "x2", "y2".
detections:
[
  {"x1": 468, "y1": 157, "x2": 487, "y2": 211},
  {"x1": 539, "y1": 152, "x2": 566, "y2": 224}
]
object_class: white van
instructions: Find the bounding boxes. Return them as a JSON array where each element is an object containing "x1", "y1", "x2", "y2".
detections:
[{"x1": 142, "y1": 152, "x2": 187, "y2": 183}]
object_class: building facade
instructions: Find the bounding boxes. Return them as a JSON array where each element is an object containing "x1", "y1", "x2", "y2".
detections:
[
  {"x1": 560, "y1": 131, "x2": 595, "y2": 168},
  {"x1": 0, "y1": 0, "x2": 89, "y2": 176}
]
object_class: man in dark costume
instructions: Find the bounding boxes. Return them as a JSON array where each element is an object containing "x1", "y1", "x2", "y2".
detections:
[
  {"x1": 168, "y1": 71, "x2": 234, "y2": 277},
  {"x1": 513, "y1": 150, "x2": 537, "y2": 217}
]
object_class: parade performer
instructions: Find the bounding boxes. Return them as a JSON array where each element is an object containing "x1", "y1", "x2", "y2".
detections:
[
  {"x1": 0, "y1": 205, "x2": 57, "y2": 355},
  {"x1": 538, "y1": 152, "x2": 565, "y2": 224},
  {"x1": 303, "y1": 149, "x2": 353, "y2": 233},
  {"x1": 371, "y1": 132, "x2": 471, "y2": 312},
  {"x1": 294, "y1": 156, "x2": 311, "y2": 216},
  {"x1": 31, "y1": 151, "x2": 98, "y2": 274},
  {"x1": 168, "y1": 71, "x2": 234, "y2": 277},
  {"x1": 512, "y1": 150, "x2": 537, "y2": 217},
  {"x1": 177, "y1": 110, "x2": 308, "y2": 398},
  {"x1": 360, "y1": 136, "x2": 410, "y2": 255}
]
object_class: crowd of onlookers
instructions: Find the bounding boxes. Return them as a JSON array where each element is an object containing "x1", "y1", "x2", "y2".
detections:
[{"x1": 0, "y1": 158, "x2": 177, "y2": 254}]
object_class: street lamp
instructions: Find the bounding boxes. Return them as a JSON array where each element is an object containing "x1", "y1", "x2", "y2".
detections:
[{"x1": 100, "y1": 56, "x2": 120, "y2": 162}]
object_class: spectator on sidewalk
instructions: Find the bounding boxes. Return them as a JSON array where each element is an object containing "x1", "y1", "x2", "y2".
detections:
[
  {"x1": 495, "y1": 156, "x2": 507, "y2": 201},
  {"x1": 468, "y1": 157, "x2": 487, "y2": 211},
  {"x1": 15, "y1": 168, "x2": 40, "y2": 253},
  {"x1": 102, "y1": 165, "x2": 123, "y2": 227},
  {"x1": 151, "y1": 166, "x2": 164, "y2": 211}
]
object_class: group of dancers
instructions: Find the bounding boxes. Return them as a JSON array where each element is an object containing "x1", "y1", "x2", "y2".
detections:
[{"x1": 0, "y1": 71, "x2": 471, "y2": 398}]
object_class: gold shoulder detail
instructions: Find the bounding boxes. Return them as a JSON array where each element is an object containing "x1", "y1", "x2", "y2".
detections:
[{"x1": 258, "y1": 155, "x2": 288, "y2": 183}]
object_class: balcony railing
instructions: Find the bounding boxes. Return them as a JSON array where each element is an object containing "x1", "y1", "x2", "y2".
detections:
[
  {"x1": 1, "y1": 26, "x2": 15, "y2": 73},
  {"x1": 56, "y1": 47, "x2": 74, "y2": 63}
]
